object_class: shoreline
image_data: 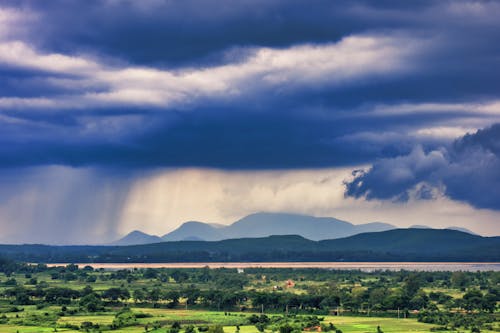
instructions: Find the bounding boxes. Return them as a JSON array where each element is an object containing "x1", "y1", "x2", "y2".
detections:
[{"x1": 43, "y1": 261, "x2": 500, "y2": 271}]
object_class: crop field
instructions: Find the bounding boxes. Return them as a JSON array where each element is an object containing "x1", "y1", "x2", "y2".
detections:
[
  {"x1": 0, "y1": 310, "x2": 498, "y2": 333},
  {"x1": 0, "y1": 261, "x2": 497, "y2": 332}
]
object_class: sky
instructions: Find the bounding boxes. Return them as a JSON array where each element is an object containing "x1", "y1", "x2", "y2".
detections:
[{"x1": 0, "y1": 0, "x2": 499, "y2": 244}]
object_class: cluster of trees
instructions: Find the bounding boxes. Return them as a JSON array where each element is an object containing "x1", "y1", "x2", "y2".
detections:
[
  {"x1": 418, "y1": 311, "x2": 496, "y2": 332},
  {"x1": 0, "y1": 261, "x2": 498, "y2": 332},
  {"x1": 2, "y1": 284, "x2": 131, "y2": 310},
  {"x1": 2, "y1": 270, "x2": 497, "y2": 316},
  {"x1": 248, "y1": 314, "x2": 345, "y2": 333}
]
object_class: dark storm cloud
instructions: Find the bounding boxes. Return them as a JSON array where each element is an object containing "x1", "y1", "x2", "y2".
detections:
[
  {"x1": 4, "y1": 0, "x2": 422, "y2": 67},
  {"x1": 345, "y1": 123, "x2": 500, "y2": 210},
  {"x1": 0, "y1": 0, "x2": 499, "y2": 244},
  {"x1": 0, "y1": 103, "x2": 481, "y2": 169},
  {"x1": 0, "y1": 0, "x2": 499, "y2": 172},
  {"x1": 10, "y1": 0, "x2": 498, "y2": 73},
  {"x1": 0, "y1": 108, "x2": 385, "y2": 168}
]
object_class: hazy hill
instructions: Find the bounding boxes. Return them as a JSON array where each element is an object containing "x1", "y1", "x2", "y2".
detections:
[
  {"x1": 2, "y1": 229, "x2": 498, "y2": 262},
  {"x1": 410, "y1": 225, "x2": 431, "y2": 229},
  {"x1": 112, "y1": 212, "x2": 480, "y2": 245},
  {"x1": 445, "y1": 226, "x2": 478, "y2": 235},
  {"x1": 162, "y1": 212, "x2": 395, "y2": 242},
  {"x1": 410, "y1": 225, "x2": 477, "y2": 235},
  {"x1": 110, "y1": 231, "x2": 163, "y2": 246},
  {"x1": 319, "y1": 229, "x2": 495, "y2": 254},
  {"x1": 162, "y1": 221, "x2": 225, "y2": 242}
]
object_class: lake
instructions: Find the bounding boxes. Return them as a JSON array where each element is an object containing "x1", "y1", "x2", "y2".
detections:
[{"x1": 45, "y1": 262, "x2": 500, "y2": 271}]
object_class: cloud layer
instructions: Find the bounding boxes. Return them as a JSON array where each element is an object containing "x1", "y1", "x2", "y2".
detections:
[
  {"x1": 0, "y1": 1, "x2": 499, "y2": 242},
  {"x1": 2, "y1": 166, "x2": 497, "y2": 244},
  {"x1": 345, "y1": 124, "x2": 500, "y2": 210},
  {"x1": 0, "y1": 1, "x2": 499, "y2": 170}
]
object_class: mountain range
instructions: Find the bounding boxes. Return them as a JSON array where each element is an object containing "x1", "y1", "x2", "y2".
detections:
[
  {"x1": 112, "y1": 212, "x2": 477, "y2": 245},
  {"x1": 1, "y1": 229, "x2": 498, "y2": 263}
]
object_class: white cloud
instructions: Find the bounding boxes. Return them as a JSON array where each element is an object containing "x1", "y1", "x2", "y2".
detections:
[
  {"x1": 446, "y1": 1, "x2": 500, "y2": 22},
  {"x1": 370, "y1": 101, "x2": 500, "y2": 116},
  {"x1": 358, "y1": 101, "x2": 500, "y2": 138},
  {"x1": 0, "y1": 34, "x2": 425, "y2": 110},
  {"x1": 0, "y1": 166, "x2": 498, "y2": 244},
  {"x1": 118, "y1": 167, "x2": 500, "y2": 238},
  {"x1": 413, "y1": 126, "x2": 476, "y2": 139},
  {"x1": 0, "y1": 41, "x2": 99, "y2": 73},
  {"x1": 0, "y1": 7, "x2": 34, "y2": 40}
]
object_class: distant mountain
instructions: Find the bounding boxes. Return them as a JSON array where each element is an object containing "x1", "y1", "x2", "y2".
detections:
[
  {"x1": 410, "y1": 225, "x2": 477, "y2": 235},
  {"x1": 1, "y1": 229, "x2": 498, "y2": 262},
  {"x1": 319, "y1": 229, "x2": 495, "y2": 255},
  {"x1": 162, "y1": 212, "x2": 396, "y2": 241},
  {"x1": 113, "y1": 213, "x2": 483, "y2": 246},
  {"x1": 111, "y1": 230, "x2": 163, "y2": 246},
  {"x1": 446, "y1": 226, "x2": 478, "y2": 235},
  {"x1": 208, "y1": 223, "x2": 226, "y2": 228},
  {"x1": 410, "y1": 225, "x2": 431, "y2": 229},
  {"x1": 162, "y1": 221, "x2": 225, "y2": 241}
]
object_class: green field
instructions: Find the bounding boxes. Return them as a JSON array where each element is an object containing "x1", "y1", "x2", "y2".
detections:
[
  {"x1": 0, "y1": 310, "x2": 497, "y2": 333},
  {"x1": 0, "y1": 262, "x2": 497, "y2": 332}
]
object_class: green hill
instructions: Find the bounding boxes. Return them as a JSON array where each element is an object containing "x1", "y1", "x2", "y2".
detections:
[{"x1": 0, "y1": 229, "x2": 498, "y2": 263}]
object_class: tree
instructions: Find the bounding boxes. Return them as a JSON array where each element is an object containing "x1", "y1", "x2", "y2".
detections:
[
  {"x1": 170, "y1": 321, "x2": 181, "y2": 333},
  {"x1": 79, "y1": 293, "x2": 104, "y2": 312},
  {"x1": 148, "y1": 288, "x2": 161, "y2": 303},
  {"x1": 143, "y1": 268, "x2": 158, "y2": 279},
  {"x1": 255, "y1": 322, "x2": 266, "y2": 332},
  {"x1": 369, "y1": 288, "x2": 388, "y2": 310},
  {"x1": 403, "y1": 274, "x2": 421, "y2": 298},
  {"x1": 165, "y1": 290, "x2": 180, "y2": 307},
  {"x1": 185, "y1": 325, "x2": 196, "y2": 333},
  {"x1": 450, "y1": 272, "x2": 468, "y2": 289},
  {"x1": 66, "y1": 264, "x2": 79, "y2": 272},
  {"x1": 279, "y1": 324, "x2": 293, "y2": 333},
  {"x1": 133, "y1": 289, "x2": 146, "y2": 303},
  {"x1": 81, "y1": 285, "x2": 93, "y2": 297},
  {"x1": 410, "y1": 290, "x2": 429, "y2": 310},
  {"x1": 207, "y1": 325, "x2": 224, "y2": 333},
  {"x1": 462, "y1": 290, "x2": 483, "y2": 311},
  {"x1": 102, "y1": 287, "x2": 130, "y2": 302},
  {"x1": 171, "y1": 270, "x2": 189, "y2": 283}
]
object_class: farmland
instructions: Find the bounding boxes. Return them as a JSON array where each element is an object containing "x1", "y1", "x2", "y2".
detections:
[{"x1": 0, "y1": 260, "x2": 498, "y2": 332}]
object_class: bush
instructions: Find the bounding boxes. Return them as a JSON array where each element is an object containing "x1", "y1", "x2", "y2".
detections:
[
  {"x1": 111, "y1": 309, "x2": 137, "y2": 329},
  {"x1": 279, "y1": 324, "x2": 293, "y2": 333},
  {"x1": 208, "y1": 325, "x2": 224, "y2": 333},
  {"x1": 255, "y1": 322, "x2": 267, "y2": 332},
  {"x1": 185, "y1": 324, "x2": 196, "y2": 333},
  {"x1": 60, "y1": 323, "x2": 79, "y2": 330},
  {"x1": 81, "y1": 321, "x2": 100, "y2": 330},
  {"x1": 170, "y1": 321, "x2": 181, "y2": 333},
  {"x1": 4, "y1": 278, "x2": 17, "y2": 286},
  {"x1": 135, "y1": 312, "x2": 153, "y2": 318}
]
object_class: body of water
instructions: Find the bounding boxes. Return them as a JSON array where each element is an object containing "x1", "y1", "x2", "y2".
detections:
[{"x1": 45, "y1": 262, "x2": 500, "y2": 271}]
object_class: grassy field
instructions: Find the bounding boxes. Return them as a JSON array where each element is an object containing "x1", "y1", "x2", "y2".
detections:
[
  {"x1": 0, "y1": 265, "x2": 497, "y2": 332},
  {"x1": 0, "y1": 311, "x2": 498, "y2": 333},
  {"x1": 0, "y1": 309, "x2": 498, "y2": 333}
]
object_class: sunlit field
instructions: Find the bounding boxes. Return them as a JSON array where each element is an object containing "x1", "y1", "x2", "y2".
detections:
[{"x1": 0, "y1": 262, "x2": 498, "y2": 333}]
